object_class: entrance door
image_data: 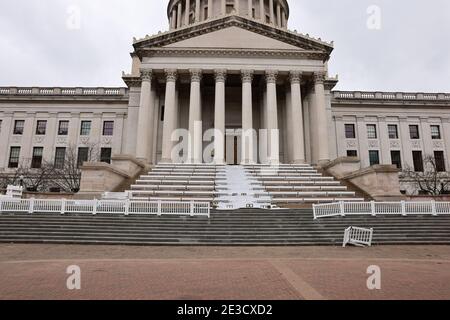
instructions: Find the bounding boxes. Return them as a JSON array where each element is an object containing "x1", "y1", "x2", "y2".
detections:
[{"x1": 226, "y1": 129, "x2": 241, "y2": 165}]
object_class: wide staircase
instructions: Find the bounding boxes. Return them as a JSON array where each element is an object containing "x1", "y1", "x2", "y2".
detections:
[
  {"x1": 128, "y1": 163, "x2": 364, "y2": 209},
  {"x1": 129, "y1": 163, "x2": 225, "y2": 203},
  {"x1": 1, "y1": 210, "x2": 450, "y2": 245},
  {"x1": 245, "y1": 164, "x2": 364, "y2": 206}
]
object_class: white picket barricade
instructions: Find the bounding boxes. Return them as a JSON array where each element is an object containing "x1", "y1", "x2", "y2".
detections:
[
  {"x1": 343, "y1": 227, "x2": 374, "y2": 247},
  {"x1": 0, "y1": 197, "x2": 210, "y2": 218},
  {"x1": 314, "y1": 201, "x2": 450, "y2": 219}
]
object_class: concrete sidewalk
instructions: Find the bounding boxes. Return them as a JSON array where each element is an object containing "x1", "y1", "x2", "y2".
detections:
[{"x1": 0, "y1": 245, "x2": 449, "y2": 300}]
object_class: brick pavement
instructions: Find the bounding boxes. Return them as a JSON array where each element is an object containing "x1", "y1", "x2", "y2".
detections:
[{"x1": 0, "y1": 244, "x2": 450, "y2": 300}]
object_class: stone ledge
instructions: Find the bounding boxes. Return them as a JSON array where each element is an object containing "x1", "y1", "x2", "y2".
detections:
[
  {"x1": 342, "y1": 164, "x2": 400, "y2": 181},
  {"x1": 81, "y1": 162, "x2": 131, "y2": 179}
]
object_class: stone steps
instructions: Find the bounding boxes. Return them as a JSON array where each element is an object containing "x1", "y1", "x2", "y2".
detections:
[{"x1": 1, "y1": 211, "x2": 450, "y2": 246}]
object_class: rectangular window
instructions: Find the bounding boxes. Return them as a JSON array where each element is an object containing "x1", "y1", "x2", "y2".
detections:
[
  {"x1": 80, "y1": 121, "x2": 92, "y2": 136},
  {"x1": 345, "y1": 124, "x2": 356, "y2": 139},
  {"x1": 8, "y1": 147, "x2": 21, "y2": 168},
  {"x1": 36, "y1": 120, "x2": 47, "y2": 135},
  {"x1": 409, "y1": 125, "x2": 420, "y2": 139},
  {"x1": 58, "y1": 120, "x2": 69, "y2": 135},
  {"x1": 54, "y1": 147, "x2": 66, "y2": 169},
  {"x1": 431, "y1": 125, "x2": 442, "y2": 140},
  {"x1": 434, "y1": 151, "x2": 446, "y2": 172},
  {"x1": 369, "y1": 150, "x2": 380, "y2": 166},
  {"x1": 13, "y1": 120, "x2": 25, "y2": 135},
  {"x1": 391, "y1": 151, "x2": 402, "y2": 169},
  {"x1": 367, "y1": 124, "x2": 377, "y2": 139},
  {"x1": 412, "y1": 151, "x2": 424, "y2": 172},
  {"x1": 388, "y1": 124, "x2": 399, "y2": 139},
  {"x1": 31, "y1": 147, "x2": 44, "y2": 169},
  {"x1": 100, "y1": 148, "x2": 112, "y2": 164},
  {"x1": 77, "y1": 147, "x2": 89, "y2": 168},
  {"x1": 347, "y1": 150, "x2": 358, "y2": 157},
  {"x1": 102, "y1": 121, "x2": 114, "y2": 136}
]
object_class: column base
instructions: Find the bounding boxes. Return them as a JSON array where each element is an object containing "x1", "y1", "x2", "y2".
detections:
[{"x1": 291, "y1": 159, "x2": 306, "y2": 164}]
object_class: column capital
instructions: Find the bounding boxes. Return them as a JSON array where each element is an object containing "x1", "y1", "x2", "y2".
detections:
[
  {"x1": 214, "y1": 69, "x2": 227, "y2": 82},
  {"x1": 140, "y1": 69, "x2": 153, "y2": 82},
  {"x1": 189, "y1": 69, "x2": 203, "y2": 82},
  {"x1": 313, "y1": 72, "x2": 326, "y2": 84},
  {"x1": 265, "y1": 70, "x2": 278, "y2": 83},
  {"x1": 241, "y1": 69, "x2": 254, "y2": 83},
  {"x1": 164, "y1": 69, "x2": 178, "y2": 82},
  {"x1": 289, "y1": 71, "x2": 303, "y2": 84}
]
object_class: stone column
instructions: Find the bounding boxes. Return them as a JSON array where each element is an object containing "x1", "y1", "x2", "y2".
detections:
[
  {"x1": 269, "y1": 0, "x2": 274, "y2": 24},
  {"x1": 185, "y1": 0, "x2": 190, "y2": 25},
  {"x1": 266, "y1": 70, "x2": 279, "y2": 164},
  {"x1": 214, "y1": 70, "x2": 227, "y2": 164},
  {"x1": 188, "y1": 69, "x2": 203, "y2": 163},
  {"x1": 177, "y1": 2, "x2": 183, "y2": 27},
  {"x1": 241, "y1": 70, "x2": 254, "y2": 164},
  {"x1": 136, "y1": 70, "x2": 156, "y2": 163},
  {"x1": 234, "y1": 0, "x2": 239, "y2": 14},
  {"x1": 221, "y1": 0, "x2": 226, "y2": 15},
  {"x1": 248, "y1": 0, "x2": 253, "y2": 17},
  {"x1": 161, "y1": 69, "x2": 178, "y2": 163},
  {"x1": 259, "y1": 0, "x2": 265, "y2": 22},
  {"x1": 208, "y1": 0, "x2": 213, "y2": 19},
  {"x1": 195, "y1": 0, "x2": 201, "y2": 21},
  {"x1": 313, "y1": 72, "x2": 330, "y2": 165},
  {"x1": 276, "y1": 3, "x2": 281, "y2": 26},
  {"x1": 289, "y1": 71, "x2": 305, "y2": 164},
  {"x1": 171, "y1": 10, "x2": 177, "y2": 29}
]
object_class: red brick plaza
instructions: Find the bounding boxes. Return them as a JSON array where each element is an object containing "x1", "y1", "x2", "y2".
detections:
[{"x1": 0, "y1": 244, "x2": 449, "y2": 300}]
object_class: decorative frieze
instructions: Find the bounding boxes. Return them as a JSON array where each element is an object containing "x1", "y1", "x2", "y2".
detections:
[
  {"x1": 164, "y1": 69, "x2": 178, "y2": 82},
  {"x1": 368, "y1": 140, "x2": 379, "y2": 149},
  {"x1": 346, "y1": 140, "x2": 357, "y2": 148},
  {"x1": 313, "y1": 72, "x2": 326, "y2": 84},
  {"x1": 189, "y1": 69, "x2": 203, "y2": 82},
  {"x1": 390, "y1": 140, "x2": 401, "y2": 149},
  {"x1": 140, "y1": 69, "x2": 153, "y2": 82},
  {"x1": 289, "y1": 71, "x2": 302, "y2": 84}
]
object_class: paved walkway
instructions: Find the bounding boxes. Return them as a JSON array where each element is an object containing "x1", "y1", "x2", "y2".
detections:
[{"x1": 1, "y1": 245, "x2": 450, "y2": 300}]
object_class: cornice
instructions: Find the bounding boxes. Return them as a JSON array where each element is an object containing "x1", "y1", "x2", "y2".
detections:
[{"x1": 139, "y1": 47, "x2": 328, "y2": 60}]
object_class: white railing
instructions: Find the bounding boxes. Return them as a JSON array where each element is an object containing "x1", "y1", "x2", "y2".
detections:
[
  {"x1": 0, "y1": 198, "x2": 210, "y2": 218},
  {"x1": 313, "y1": 201, "x2": 450, "y2": 219},
  {"x1": 343, "y1": 227, "x2": 373, "y2": 247}
]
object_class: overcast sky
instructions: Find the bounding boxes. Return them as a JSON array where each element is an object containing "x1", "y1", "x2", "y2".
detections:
[{"x1": 0, "y1": 0, "x2": 449, "y2": 92}]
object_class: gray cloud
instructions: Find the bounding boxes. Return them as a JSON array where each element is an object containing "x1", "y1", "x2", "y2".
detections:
[{"x1": 0, "y1": 0, "x2": 449, "y2": 92}]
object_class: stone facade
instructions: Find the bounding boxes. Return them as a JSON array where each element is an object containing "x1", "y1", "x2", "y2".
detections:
[{"x1": 1, "y1": 0, "x2": 449, "y2": 196}]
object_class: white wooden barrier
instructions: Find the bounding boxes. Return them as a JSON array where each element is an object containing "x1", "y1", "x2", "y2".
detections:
[
  {"x1": 313, "y1": 201, "x2": 450, "y2": 219},
  {"x1": 343, "y1": 227, "x2": 374, "y2": 247},
  {"x1": 0, "y1": 198, "x2": 210, "y2": 218},
  {"x1": 5, "y1": 185, "x2": 23, "y2": 199}
]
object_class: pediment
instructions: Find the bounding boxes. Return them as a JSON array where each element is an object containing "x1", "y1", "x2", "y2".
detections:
[
  {"x1": 133, "y1": 15, "x2": 333, "y2": 58},
  {"x1": 164, "y1": 26, "x2": 301, "y2": 51}
]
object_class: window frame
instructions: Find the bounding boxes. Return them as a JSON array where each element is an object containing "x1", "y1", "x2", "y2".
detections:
[
  {"x1": 347, "y1": 150, "x2": 358, "y2": 157},
  {"x1": 431, "y1": 125, "x2": 442, "y2": 140},
  {"x1": 102, "y1": 121, "x2": 114, "y2": 136},
  {"x1": 8, "y1": 147, "x2": 21, "y2": 168},
  {"x1": 388, "y1": 124, "x2": 399, "y2": 139},
  {"x1": 100, "y1": 148, "x2": 112, "y2": 164},
  {"x1": 434, "y1": 151, "x2": 446, "y2": 172},
  {"x1": 344, "y1": 124, "x2": 356, "y2": 139},
  {"x1": 80, "y1": 120, "x2": 92, "y2": 136},
  {"x1": 409, "y1": 125, "x2": 420, "y2": 140},
  {"x1": 54, "y1": 147, "x2": 66, "y2": 169},
  {"x1": 412, "y1": 151, "x2": 424, "y2": 172},
  {"x1": 31, "y1": 147, "x2": 44, "y2": 169},
  {"x1": 367, "y1": 124, "x2": 378, "y2": 139},
  {"x1": 390, "y1": 150, "x2": 402, "y2": 169},
  {"x1": 77, "y1": 147, "x2": 89, "y2": 168},
  {"x1": 13, "y1": 120, "x2": 25, "y2": 135},
  {"x1": 369, "y1": 150, "x2": 380, "y2": 166},
  {"x1": 35, "y1": 120, "x2": 47, "y2": 135},
  {"x1": 58, "y1": 120, "x2": 69, "y2": 136}
]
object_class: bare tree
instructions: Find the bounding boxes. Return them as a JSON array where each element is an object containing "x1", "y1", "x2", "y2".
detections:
[
  {"x1": 403, "y1": 154, "x2": 450, "y2": 196},
  {"x1": 51, "y1": 143, "x2": 100, "y2": 193}
]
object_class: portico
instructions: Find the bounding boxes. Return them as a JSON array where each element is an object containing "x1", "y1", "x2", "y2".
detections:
[{"x1": 134, "y1": 68, "x2": 330, "y2": 165}]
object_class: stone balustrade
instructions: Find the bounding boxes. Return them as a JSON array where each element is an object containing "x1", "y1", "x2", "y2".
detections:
[
  {"x1": 0, "y1": 87, "x2": 128, "y2": 96},
  {"x1": 334, "y1": 91, "x2": 450, "y2": 101}
]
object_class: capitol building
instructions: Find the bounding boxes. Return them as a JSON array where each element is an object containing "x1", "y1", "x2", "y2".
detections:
[{"x1": 1, "y1": 0, "x2": 449, "y2": 204}]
